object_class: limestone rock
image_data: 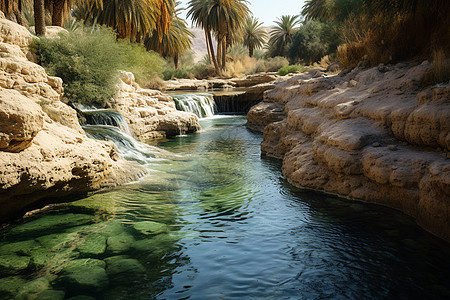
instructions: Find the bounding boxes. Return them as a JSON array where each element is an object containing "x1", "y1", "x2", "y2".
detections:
[
  {"x1": 249, "y1": 62, "x2": 450, "y2": 241},
  {"x1": 0, "y1": 17, "x2": 33, "y2": 57},
  {"x1": 114, "y1": 71, "x2": 201, "y2": 142},
  {"x1": 231, "y1": 73, "x2": 278, "y2": 87},
  {"x1": 0, "y1": 89, "x2": 44, "y2": 152},
  {"x1": 0, "y1": 21, "x2": 144, "y2": 219}
]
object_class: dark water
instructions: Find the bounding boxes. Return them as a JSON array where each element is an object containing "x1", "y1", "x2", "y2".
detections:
[{"x1": 1, "y1": 116, "x2": 450, "y2": 299}]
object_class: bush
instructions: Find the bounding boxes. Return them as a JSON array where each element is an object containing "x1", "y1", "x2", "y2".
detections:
[
  {"x1": 34, "y1": 26, "x2": 121, "y2": 107},
  {"x1": 286, "y1": 20, "x2": 341, "y2": 65},
  {"x1": 278, "y1": 65, "x2": 304, "y2": 76},
  {"x1": 34, "y1": 25, "x2": 166, "y2": 107},
  {"x1": 117, "y1": 39, "x2": 165, "y2": 86}
]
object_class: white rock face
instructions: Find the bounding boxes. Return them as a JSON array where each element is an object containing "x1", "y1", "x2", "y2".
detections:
[
  {"x1": 114, "y1": 71, "x2": 201, "y2": 142},
  {"x1": 0, "y1": 21, "x2": 143, "y2": 219},
  {"x1": 247, "y1": 63, "x2": 450, "y2": 241}
]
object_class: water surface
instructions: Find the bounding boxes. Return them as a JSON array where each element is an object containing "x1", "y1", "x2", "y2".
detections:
[{"x1": 1, "y1": 116, "x2": 450, "y2": 299}]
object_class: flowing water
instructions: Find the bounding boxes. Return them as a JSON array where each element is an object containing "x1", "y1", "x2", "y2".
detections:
[
  {"x1": 172, "y1": 94, "x2": 216, "y2": 118},
  {"x1": 1, "y1": 107, "x2": 450, "y2": 299}
]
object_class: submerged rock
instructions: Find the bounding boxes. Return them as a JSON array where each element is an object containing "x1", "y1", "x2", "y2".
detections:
[
  {"x1": 106, "y1": 232, "x2": 135, "y2": 254},
  {"x1": 0, "y1": 254, "x2": 30, "y2": 274},
  {"x1": 56, "y1": 259, "x2": 108, "y2": 293},
  {"x1": 7, "y1": 214, "x2": 94, "y2": 238},
  {"x1": 133, "y1": 221, "x2": 169, "y2": 236},
  {"x1": 105, "y1": 256, "x2": 146, "y2": 283},
  {"x1": 15, "y1": 277, "x2": 50, "y2": 300},
  {"x1": 35, "y1": 289, "x2": 65, "y2": 300},
  {"x1": 0, "y1": 276, "x2": 27, "y2": 297},
  {"x1": 77, "y1": 233, "x2": 107, "y2": 257}
]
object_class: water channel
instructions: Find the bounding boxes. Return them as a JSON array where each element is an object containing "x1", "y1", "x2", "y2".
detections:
[{"x1": 1, "y1": 94, "x2": 450, "y2": 299}]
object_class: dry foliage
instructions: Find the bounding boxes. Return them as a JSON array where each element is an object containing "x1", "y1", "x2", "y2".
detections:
[{"x1": 337, "y1": 7, "x2": 450, "y2": 68}]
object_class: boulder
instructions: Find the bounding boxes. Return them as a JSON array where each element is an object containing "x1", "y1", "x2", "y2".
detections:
[{"x1": 114, "y1": 71, "x2": 201, "y2": 142}]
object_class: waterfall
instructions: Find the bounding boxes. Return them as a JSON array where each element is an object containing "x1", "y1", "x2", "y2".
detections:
[
  {"x1": 79, "y1": 108, "x2": 162, "y2": 165},
  {"x1": 81, "y1": 109, "x2": 132, "y2": 135},
  {"x1": 172, "y1": 93, "x2": 216, "y2": 118}
]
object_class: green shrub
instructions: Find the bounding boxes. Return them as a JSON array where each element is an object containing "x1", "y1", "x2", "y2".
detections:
[
  {"x1": 117, "y1": 39, "x2": 165, "y2": 86},
  {"x1": 34, "y1": 25, "x2": 166, "y2": 107},
  {"x1": 34, "y1": 26, "x2": 121, "y2": 108},
  {"x1": 278, "y1": 64, "x2": 304, "y2": 76}
]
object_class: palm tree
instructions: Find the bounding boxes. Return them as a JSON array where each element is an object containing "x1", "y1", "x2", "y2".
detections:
[
  {"x1": 187, "y1": 0, "x2": 218, "y2": 71},
  {"x1": 145, "y1": 3, "x2": 193, "y2": 69},
  {"x1": 187, "y1": 0, "x2": 249, "y2": 72},
  {"x1": 242, "y1": 16, "x2": 267, "y2": 57},
  {"x1": 76, "y1": 0, "x2": 174, "y2": 41},
  {"x1": 267, "y1": 15, "x2": 299, "y2": 57}
]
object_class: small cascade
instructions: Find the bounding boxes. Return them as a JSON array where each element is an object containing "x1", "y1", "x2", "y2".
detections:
[
  {"x1": 79, "y1": 108, "x2": 164, "y2": 165},
  {"x1": 81, "y1": 109, "x2": 132, "y2": 135},
  {"x1": 172, "y1": 93, "x2": 216, "y2": 118},
  {"x1": 82, "y1": 125, "x2": 156, "y2": 164}
]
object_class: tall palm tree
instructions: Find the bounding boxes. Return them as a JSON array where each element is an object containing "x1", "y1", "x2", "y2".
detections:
[
  {"x1": 187, "y1": 0, "x2": 218, "y2": 71},
  {"x1": 267, "y1": 15, "x2": 299, "y2": 57},
  {"x1": 242, "y1": 16, "x2": 267, "y2": 57},
  {"x1": 76, "y1": 0, "x2": 174, "y2": 41},
  {"x1": 187, "y1": 0, "x2": 249, "y2": 72},
  {"x1": 145, "y1": 3, "x2": 193, "y2": 69}
]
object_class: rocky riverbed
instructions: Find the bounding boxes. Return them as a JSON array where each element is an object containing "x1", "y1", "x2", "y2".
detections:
[{"x1": 247, "y1": 63, "x2": 450, "y2": 241}]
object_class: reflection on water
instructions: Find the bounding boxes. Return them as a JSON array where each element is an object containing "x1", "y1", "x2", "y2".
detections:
[{"x1": 1, "y1": 116, "x2": 450, "y2": 299}]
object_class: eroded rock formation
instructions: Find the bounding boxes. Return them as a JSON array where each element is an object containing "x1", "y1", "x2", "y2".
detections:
[
  {"x1": 0, "y1": 18, "x2": 143, "y2": 219},
  {"x1": 247, "y1": 63, "x2": 450, "y2": 241},
  {"x1": 114, "y1": 71, "x2": 201, "y2": 142}
]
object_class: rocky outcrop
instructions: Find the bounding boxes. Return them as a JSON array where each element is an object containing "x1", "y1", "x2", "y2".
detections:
[
  {"x1": 0, "y1": 19, "x2": 143, "y2": 219},
  {"x1": 247, "y1": 62, "x2": 450, "y2": 241},
  {"x1": 163, "y1": 73, "x2": 281, "y2": 91},
  {"x1": 114, "y1": 71, "x2": 201, "y2": 142}
]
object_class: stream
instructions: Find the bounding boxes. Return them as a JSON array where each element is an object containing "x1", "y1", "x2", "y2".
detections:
[{"x1": 1, "y1": 94, "x2": 450, "y2": 299}]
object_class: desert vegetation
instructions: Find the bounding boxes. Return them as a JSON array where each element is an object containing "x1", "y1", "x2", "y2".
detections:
[{"x1": 2, "y1": 0, "x2": 448, "y2": 95}]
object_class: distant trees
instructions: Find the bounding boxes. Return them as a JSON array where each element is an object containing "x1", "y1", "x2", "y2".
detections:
[
  {"x1": 242, "y1": 16, "x2": 267, "y2": 57},
  {"x1": 286, "y1": 20, "x2": 340, "y2": 65}
]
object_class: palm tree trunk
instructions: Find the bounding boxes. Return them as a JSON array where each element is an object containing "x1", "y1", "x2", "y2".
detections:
[
  {"x1": 207, "y1": 29, "x2": 219, "y2": 72},
  {"x1": 52, "y1": 0, "x2": 65, "y2": 26},
  {"x1": 34, "y1": 0, "x2": 46, "y2": 35},
  {"x1": 174, "y1": 54, "x2": 179, "y2": 69},
  {"x1": 221, "y1": 37, "x2": 226, "y2": 71},
  {"x1": 249, "y1": 46, "x2": 254, "y2": 58},
  {"x1": 204, "y1": 29, "x2": 212, "y2": 64}
]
